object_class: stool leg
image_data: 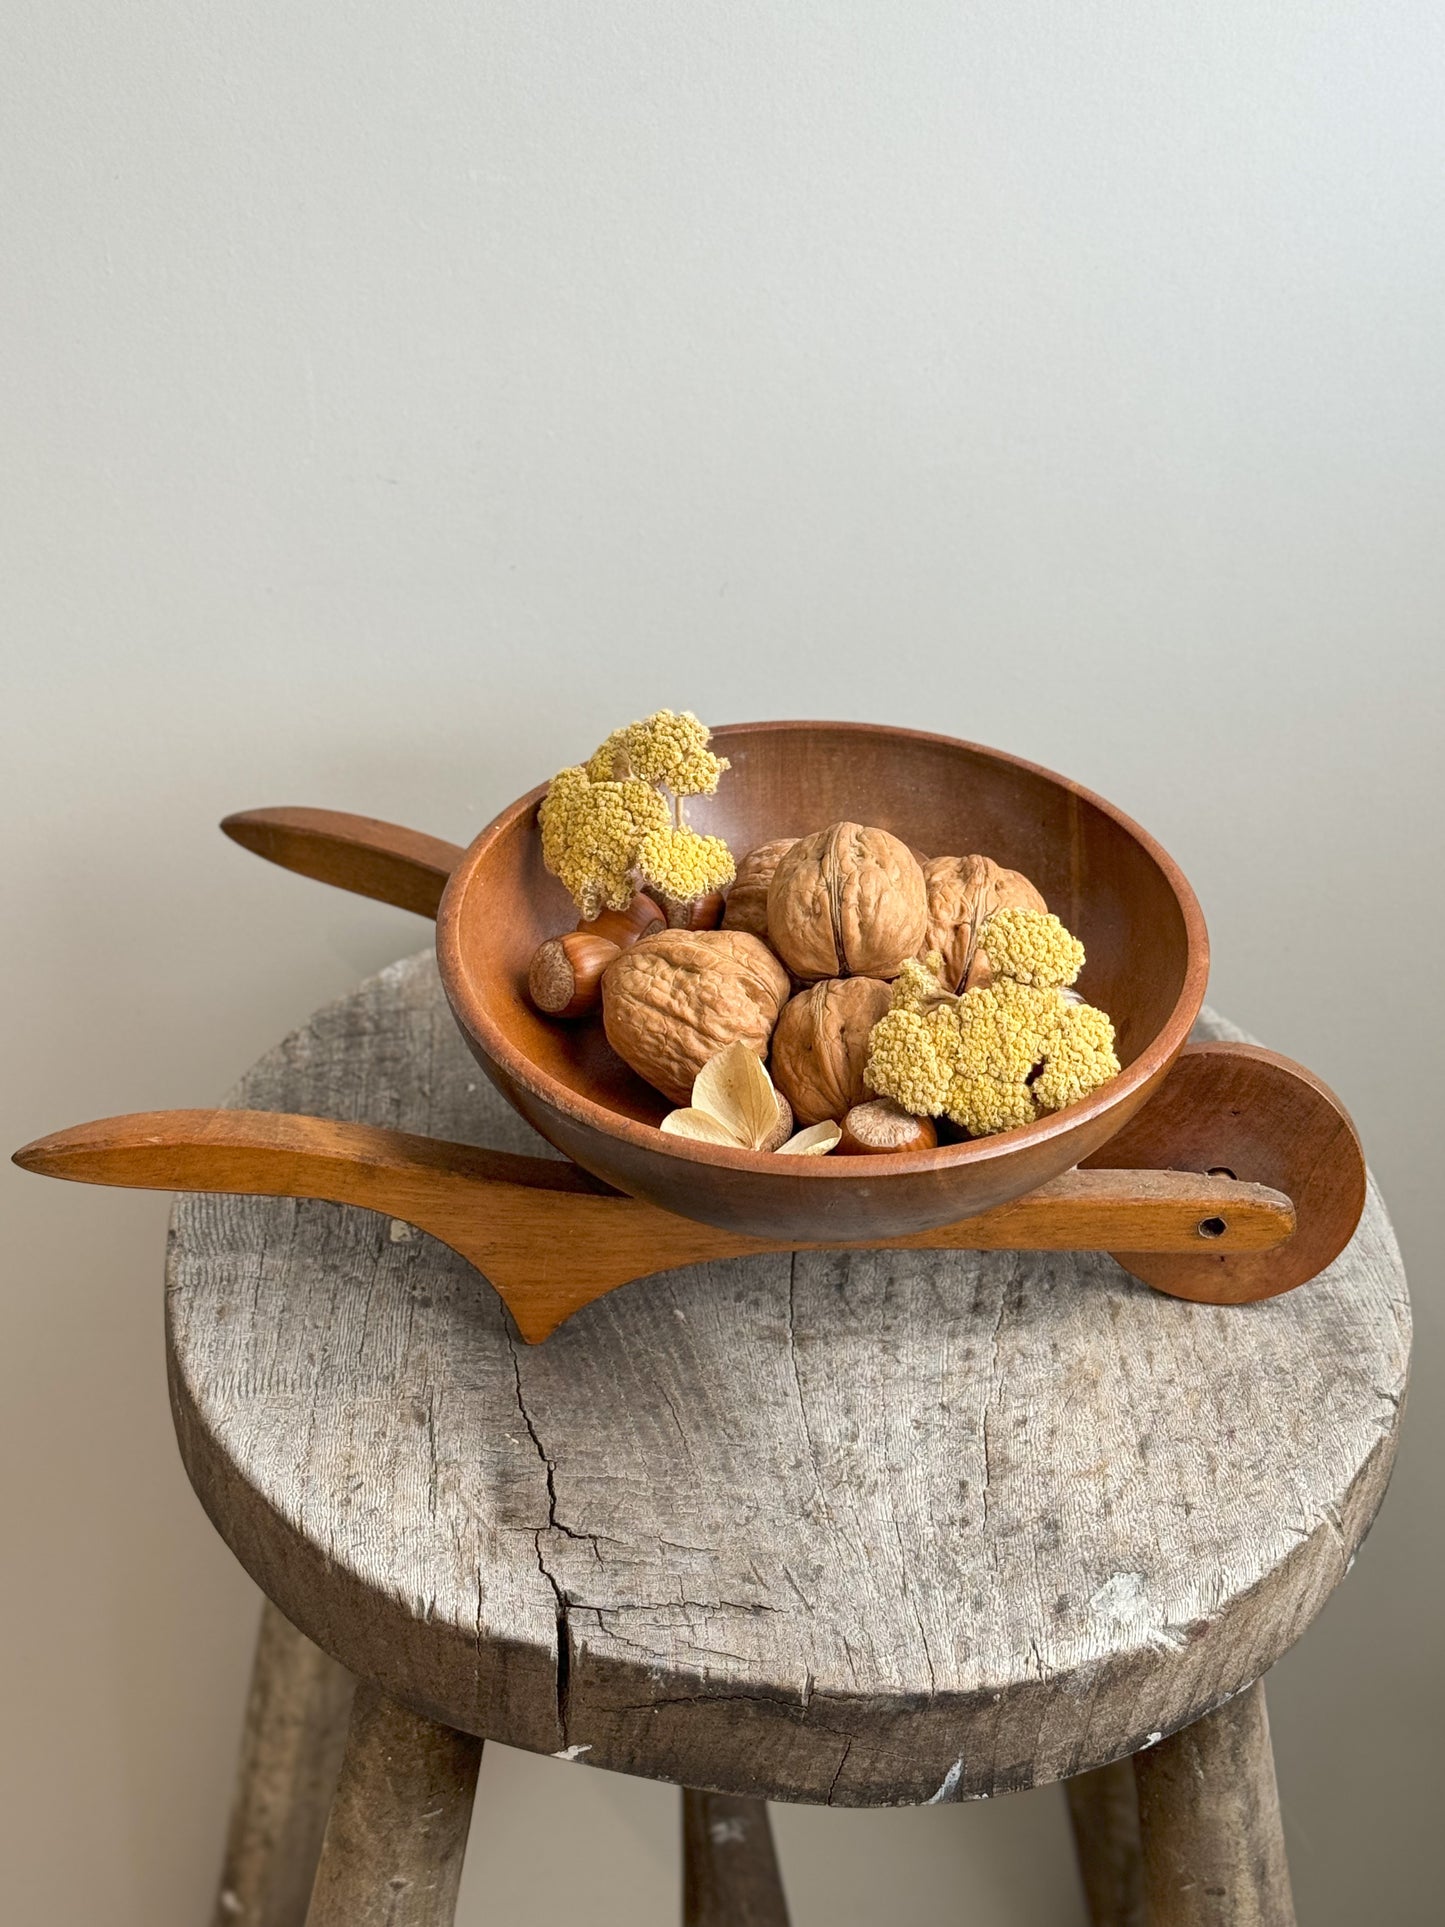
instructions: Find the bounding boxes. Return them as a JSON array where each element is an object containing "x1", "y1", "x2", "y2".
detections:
[
  {"x1": 304, "y1": 1683, "x2": 483, "y2": 1927},
  {"x1": 1064, "y1": 1758, "x2": 1146, "y2": 1927},
  {"x1": 213, "y1": 1599, "x2": 356, "y2": 1927},
  {"x1": 682, "y1": 1788, "x2": 790, "y2": 1925},
  {"x1": 1132, "y1": 1681, "x2": 1296, "y2": 1927}
]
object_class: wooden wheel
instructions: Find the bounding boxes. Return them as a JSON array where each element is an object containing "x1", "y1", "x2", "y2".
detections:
[{"x1": 1087, "y1": 1042, "x2": 1367, "y2": 1304}]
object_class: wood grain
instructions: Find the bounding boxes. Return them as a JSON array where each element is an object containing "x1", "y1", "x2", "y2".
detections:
[
  {"x1": 221, "y1": 807, "x2": 463, "y2": 919},
  {"x1": 683, "y1": 1789, "x2": 790, "y2": 1924},
  {"x1": 162, "y1": 952, "x2": 1409, "y2": 1805},
  {"x1": 15, "y1": 1106, "x2": 1294, "y2": 1342},
  {"x1": 212, "y1": 1601, "x2": 355, "y2": 1927},
  {"x1": 303, "y1": 1683, "x2": 482, "y2": 1927},
  {"x1": 1134, "y1": 1681, "x2": 1295, "y2": 1926},
  {"x1": 1064, "y1": 1758, "x2": 1146, "y2": 1927}
]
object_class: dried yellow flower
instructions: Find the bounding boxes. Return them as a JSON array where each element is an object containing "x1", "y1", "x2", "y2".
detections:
[
  {"x1": 587, "y1": 710, "x2": 729, "y2": 798},
  {"x1": 977, "y1": 908, "x2": 1084, "y2": 989},
  {"x1": 541, "y1": 711, "x2": 735, "y2": 918},
  {"x1": 864, "y1": 917, "x2": 1119, "y2": 1136},
  {"x1": 538, "y1": 766, "x2": 671, "y2": 919},
  {"x1": 634, "y1": 826, "x2": 737, "y2": 908}
]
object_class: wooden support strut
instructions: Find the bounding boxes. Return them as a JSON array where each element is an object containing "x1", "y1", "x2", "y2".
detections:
[
  {"x1": 1065, "y1": 1758, "x2": 1147, "y2": 1927},
  {"x1": 1133, "y1": 1682, "x2": 1296, "y2": 1927},
  {"x1": 303, "y1": 1685, "x2": 482, "y2": 1927},
  {"x1": 15, "y1": 1102, "x2": 1297, "y2": 1342},
  {"x1": 212, "y1": 1602, "x2": 356, "y2": 1927},
  {"x1": 683, "y1": 1788, "x2": 791, "y2": 1925}
]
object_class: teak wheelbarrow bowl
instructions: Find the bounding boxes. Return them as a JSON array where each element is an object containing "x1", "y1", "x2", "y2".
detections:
[{"x1": 13, "y1": 722, "x2": 1367, "y2": 1342}]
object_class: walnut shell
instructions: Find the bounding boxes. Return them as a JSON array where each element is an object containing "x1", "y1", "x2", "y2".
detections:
[
  {"x1": 769, "y1": 976, "x2": 893, "y2": 1125},
  {"x1": 920, "y1": 855, "x2": 1047, "y2": 991},
  {"x1": 601, "y1": 929, "x2": 790, "y2": 1106},
  {"x1": 721, "y1": 838, "x2": 797, "y2": 939},
  {"x1": 767, "y1": 823, "x2": 927, "y2": 982}
]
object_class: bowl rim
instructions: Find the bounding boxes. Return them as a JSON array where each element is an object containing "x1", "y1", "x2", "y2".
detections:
[{"x1": 436, "y1": 720, "x2": 1210, "y2": 1182}]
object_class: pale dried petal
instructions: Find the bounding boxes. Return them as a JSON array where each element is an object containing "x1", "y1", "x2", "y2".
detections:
[
  {"x1": 659, "y1": 1106, "x2": 744, "y2": 1146},
  {"x1": 691, "y1": 1040, "x2": 782, "y2": 1150},
  {"x1": 776, "y1": 1120, "x2": 842, "y2": 1157}
]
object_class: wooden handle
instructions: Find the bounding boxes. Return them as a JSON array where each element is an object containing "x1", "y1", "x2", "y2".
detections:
[
  {"x1": 15, "y1": 1108, "x2": 1292, "y2": 1343},
  {"x1": 12, "y1": 1108, "x2": 610, "y2": 1209},
  {"x1": 221, "y1": 808, "x2": 465, "y2": 919}
]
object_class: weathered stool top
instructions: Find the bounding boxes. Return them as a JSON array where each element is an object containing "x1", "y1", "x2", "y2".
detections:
[{"x1": 167, "y1": 952, "x2": 1409, "y2": 1807}]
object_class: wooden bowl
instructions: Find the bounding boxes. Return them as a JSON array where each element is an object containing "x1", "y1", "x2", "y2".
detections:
[{"x1": 436, "y1": 721, "x2": 1208, "y2": 1242}]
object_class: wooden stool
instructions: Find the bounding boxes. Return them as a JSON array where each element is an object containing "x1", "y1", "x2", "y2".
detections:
[{"x1": 171, "y1": 953, "x2": 1409, "y2": 1926}]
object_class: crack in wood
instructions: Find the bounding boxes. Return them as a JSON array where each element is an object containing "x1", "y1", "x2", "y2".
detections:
[{"x1": 504, "y1": 1320, "x2": 572, "y2": 1747}]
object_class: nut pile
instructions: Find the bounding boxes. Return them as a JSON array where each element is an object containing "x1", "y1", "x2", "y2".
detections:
[{"x1": 527, "y1": 711, "x2": 1121, "y2": 1156}]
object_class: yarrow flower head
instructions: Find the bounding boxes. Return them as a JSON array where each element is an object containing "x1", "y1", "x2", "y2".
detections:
[
  {"x1": 537, "y1": 765, "x2": 670, "y2": 921},
  {"x1": 540, "y1": 710, "x2": 736, "y2": 917},
  {"x1": 864, "y1": 919, "x2": 1119, "y2": 1137},
  {"x1": 978, "y1": 908, "x2": 1084, "y2": 988},
  {"x1": 586, "y1": 710, "x2": 729, "y2": 799},
  {"x1": 634, "y1": 826, "x2": 736, "y2": 906}
]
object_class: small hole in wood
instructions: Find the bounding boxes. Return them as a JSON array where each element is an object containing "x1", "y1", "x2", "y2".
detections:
[
  {"x1": 1207, "y1": 1166, "x2": 1237, "y2": 1181},
  {"x1": 1198, "y1": 1216, "x2": 1228, "y2": 1239}
]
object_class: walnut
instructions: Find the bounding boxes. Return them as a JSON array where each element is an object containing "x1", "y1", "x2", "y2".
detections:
[
  {"x1": 767, "y1": 823, "x2": 927, "y2": 982},
  {"x1": 601, "y1": 929, "x2": 790, "y2": 1106},
  {"x1": 919, "y1": 855, "x2": 1047, "y2": 991},
  {"x1": 721, "y1": 837, "x2": 797, "y2": 939},
  {"x1": 769, "y1": 976, "x2": 893, "y2": 1124}
]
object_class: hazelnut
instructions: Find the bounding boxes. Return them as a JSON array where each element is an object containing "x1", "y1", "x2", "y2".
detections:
[
  {"x1": 527, "y1": 932, "x2": 620, "y2": 1019},
  {"x1": 919, "y1": 855, "x2": 1046, "y2": 992},
  {"x1": 722, "y1": 838, "x2": 797, "y2": 939},
  {"x1": 767, "y1": 823, "x2": 928, "y2": 982},
  {"x1": 579, "y1": 893, "x2": 665, "y2": 950},
  {"x1": 837, "y1": 1098, "x2": 938, "y2": 1156},
  {"x1": 663, "y1": 888, "x2": 725, "y2": 930},
  {"x1": 769, "y1": 976, "x2": 893, "y2": 1125},
  {"x1": 601, "y1": 929, "x2": 790, "y2": 1106}
]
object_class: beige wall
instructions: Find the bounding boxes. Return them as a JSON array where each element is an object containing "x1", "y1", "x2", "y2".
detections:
[{"x1": 3, "y1": 5, "x2": 1440, "y2": 1920}]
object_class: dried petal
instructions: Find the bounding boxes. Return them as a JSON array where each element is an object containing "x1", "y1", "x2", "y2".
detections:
[
  {"x1": 659, "y1": 1107, "x2": 742, "y2": 1146},
  {"x1": 692, "y1": 1041, "x2": 782, "y2": 1149},
  {"x1": 776, "y1": 1120, "x2": 842, "y2": 1157}
]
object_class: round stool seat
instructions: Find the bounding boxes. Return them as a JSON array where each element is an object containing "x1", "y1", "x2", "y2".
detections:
[{"x1": 168, "y1": 952, "x2": 1409, "y2": 1808}]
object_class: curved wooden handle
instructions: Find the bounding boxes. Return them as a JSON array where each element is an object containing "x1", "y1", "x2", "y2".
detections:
[
  {"x1": 15, "y1": 1107, "x2": 1293, "y2": 1342},
  {"x1": 12, "y1": 1109, "x2": 610, "y2": 1202},
  {"x1": 221, "y1": 808, "x2": 465, "y2": 918},
  {"x1": 12, "y1": 1108, "x2": 631, "y2": 1341}
]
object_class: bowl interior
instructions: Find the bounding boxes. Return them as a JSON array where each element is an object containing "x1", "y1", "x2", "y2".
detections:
[{"x1": 444, "y1": 721, "x2": 1204, "y2": 1143}]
